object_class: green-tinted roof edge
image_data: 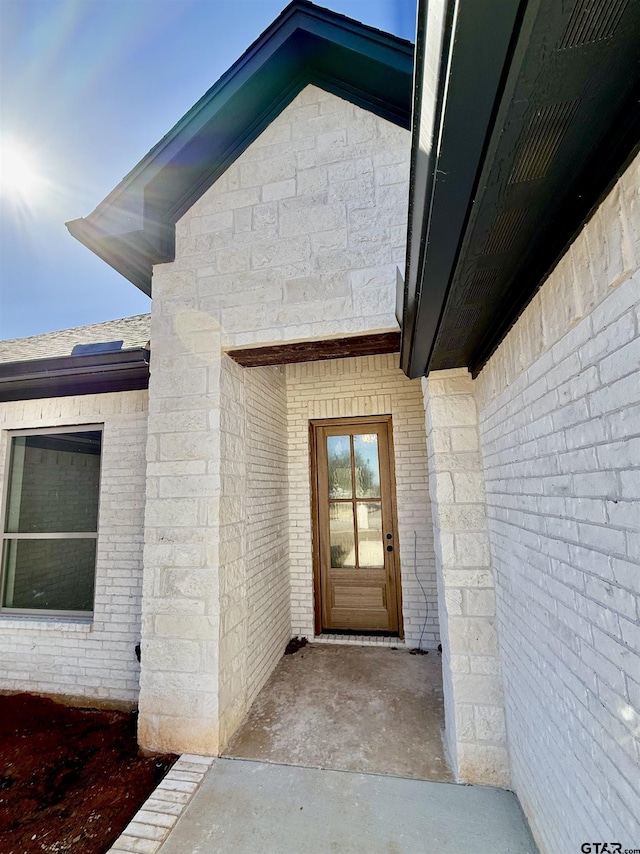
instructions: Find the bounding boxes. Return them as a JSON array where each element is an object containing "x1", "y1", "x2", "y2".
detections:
[{"x1": 67, "y1": 0, "x2": 414, "y2": 294}]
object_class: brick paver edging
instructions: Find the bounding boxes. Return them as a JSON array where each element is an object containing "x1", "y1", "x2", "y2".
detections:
[{"x1": 107, "y1": 753, "x2": 214, "y2": 854}]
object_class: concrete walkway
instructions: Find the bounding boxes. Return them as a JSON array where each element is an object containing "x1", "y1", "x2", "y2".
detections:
[
  {"x1": 110, "y1": 645, "x2": 537, "y2": 853},
  {"x1": 224, "y1": 645, "x2": 453, "y2": 782},
  {"x1": 158, "y1": 758, "x2": 538, "y2": 854}
]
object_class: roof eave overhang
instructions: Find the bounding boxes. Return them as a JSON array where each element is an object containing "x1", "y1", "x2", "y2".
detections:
[
  {"x1": 401, "y1": 0, "x2": 640, "y2": 379},
  {"x1": 400, "y1": 0, "x2": 526, "y2": 379},
  {"x1": 67, "y1": 0, "x2": 414, "y2": 296},
  {"x1": 65, "y1": 220, "x2": 162, "y2": 297},
  {"x1": 0, "y1": 348, "x2": 150, "y2": 402}
]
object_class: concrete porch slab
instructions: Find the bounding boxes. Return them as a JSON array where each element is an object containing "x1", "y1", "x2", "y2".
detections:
[
  {"x1": 158, "y1": 758, "x2": 538, "y2": 854},
  {"x1": 224, "y1": 644, "x2": 454, "y2": 783}
]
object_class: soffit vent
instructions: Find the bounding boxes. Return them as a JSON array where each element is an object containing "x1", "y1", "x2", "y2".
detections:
[
  {"x1": 438, "y1": 320, "x2": 460, "y2": 354},
  {"x1": 454, "y1": 305, "x2": 483, "y2": 330},
  {"x1": 465, "y1": 269, "x2": 499, "y2": 301},
  {"x1": 508, "y1": 101, "x2": 580, "y2": 184},
  {"x1": 559, "y1": 0, "x2": 630, "y2": 49},
  {"x1": 430, "y1": 309, "x2": 470, "y2": 368},
  {"x1": 436, "y1": 355, "x2": 461, "y2": 369},
  {"x1": 483, "y1": 208, "x2": 528, "y2": 255},
  {"x1": 431, "y1": 321, "x2": 464, "y2": 369}
]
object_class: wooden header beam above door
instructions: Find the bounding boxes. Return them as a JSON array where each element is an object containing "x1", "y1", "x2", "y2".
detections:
[{"x1": 226, "y1": 331, "x2": 400, "y2": 368}]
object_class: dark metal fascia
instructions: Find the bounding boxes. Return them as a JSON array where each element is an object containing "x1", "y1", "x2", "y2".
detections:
[
  {"x1": 66, "y1": 2, "x2": 413, "y2": 296},
  {"x1": 401, "y1": 0, "x2": 527, "y2": 379},
  {"x1": 0, "y1": 348, "x2": 150, "y2": 402},
  {"x1": 65, "y1": 221, "x2": 156, "y2": 296},
  {"x1": 106, "y1": 0, "x2": 413, "y2": 196},
  {"x1": 400, "y1": 0, "x2": 456, "y2": 377}
]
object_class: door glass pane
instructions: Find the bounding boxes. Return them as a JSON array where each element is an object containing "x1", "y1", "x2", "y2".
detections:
[
  {"x1": 5, "y1": 432, "x2": 102, "y2": 533},
  {"x1": 356, "y1": 501, "x2": 383, "y2": 567},
  {"x1": 327, "y1": 435, "x2": 352, "y2": 498},
  {"x1": 2, "y1": 538, "x2": 96, "y2": 611},
  {"x1": 329, "y1": 502, "x2": 355, "y2": 567},
  {"x1": 354, "y1": 434, "x2": 380, "y2": 498}
]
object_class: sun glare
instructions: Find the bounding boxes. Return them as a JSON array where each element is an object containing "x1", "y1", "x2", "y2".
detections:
[{"x1": 0, "y1": 137, "x2": 46, "y2": 206}]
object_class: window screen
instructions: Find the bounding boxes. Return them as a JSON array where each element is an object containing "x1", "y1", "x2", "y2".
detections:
[{"x1": 1, "y1": 429, "x2": 102, "y2": 615}]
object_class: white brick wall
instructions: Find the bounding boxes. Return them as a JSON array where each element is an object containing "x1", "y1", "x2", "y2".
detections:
[
  {"x1": 286, "y1": 354, "x2": 438, "y2": 648},
  {"x1": 156, "y1": 83, "x2": 410, "y2": 349},
  {"x1": 475, "y1": 153, "x2": 640, "y2": 852},
  {"x1": 0, "y1": 390, "x2": 148, "y2": 704},
  {"x1": 218, "y1": 360, "x2": 290, "y2": 747},
  {"x1": 245, "y1": 366, "x2": 290, "y2": 704}
]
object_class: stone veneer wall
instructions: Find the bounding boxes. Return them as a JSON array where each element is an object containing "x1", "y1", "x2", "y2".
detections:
[
  {"x1": 422, "y1": 371, "x2": 509, "y2": 787},
  {"x1": 474, "y1": 154, "x2": 640, "y2": 852},
  {"x1": 217, "y1": 355, "x2": 248, "y2": 747},
  {"x1": 140, "y1": 330, "x2": 291, "y2": 754},
  {"x1": 286, "y1": 354, "x2": 439, "y2": 648},
  {"x1": 140, "y1": 313, "x2": 224, "y2": 755},
  {"x1": 0, "y1": 390, "x2": 148, "y2": 704},
  {"x1": 140, "y1": 83, "x2": 411, "y2": 754},
  {"x1": 164, "y1": 83, "x2": 410, "y2": 349}
]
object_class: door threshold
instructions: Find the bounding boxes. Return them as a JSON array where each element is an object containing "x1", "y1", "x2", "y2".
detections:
[{"x1": 313, "y1": 633, "x2": 405, "y2": 648}]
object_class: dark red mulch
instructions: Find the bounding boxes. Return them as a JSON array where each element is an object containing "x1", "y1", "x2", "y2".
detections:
[{"x1": 0, "y1": 693, "x2": 176, "y2": 854}]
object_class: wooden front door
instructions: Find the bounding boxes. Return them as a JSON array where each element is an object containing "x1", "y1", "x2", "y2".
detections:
[{"x1": 311, "y1": 416, "x2": 402, "y2": 635}]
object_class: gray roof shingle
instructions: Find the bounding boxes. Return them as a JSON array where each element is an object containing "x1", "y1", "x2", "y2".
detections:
[{"x1": 0, "y1": 315, "x2": 151, "y2": 365}]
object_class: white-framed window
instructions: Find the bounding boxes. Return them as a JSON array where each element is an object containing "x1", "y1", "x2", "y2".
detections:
[{"x1": 0, "y1": 425, "x2": 103, "y2": 618}]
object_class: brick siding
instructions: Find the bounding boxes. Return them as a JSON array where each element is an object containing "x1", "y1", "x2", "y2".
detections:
[
  {"x1": 475, "y1": 153, "x2": 640, "y2": 852},
  {"x1": 245, "y1": 366, "x2": 290, "y2": 704},
  {"x1": 0, "y1": 390, "x2": 148, "y2": 704},
  {"x1": 286, "y1": 354, "x2": 439, "y2": 648},
  {"x1": 217, "y1": 360, "x2": 290, "y2": 747}
]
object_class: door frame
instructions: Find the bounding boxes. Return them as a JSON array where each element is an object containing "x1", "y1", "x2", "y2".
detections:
[{"x1": 309, "y1": 414, "x2": 404, "y2": 638}]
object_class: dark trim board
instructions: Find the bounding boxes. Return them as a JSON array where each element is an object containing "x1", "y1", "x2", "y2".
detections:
[
  {"x1": 0, "y1": 349, "x2": 150, "y2": 402},
  {"x1": 64, "y1": 0, "x2": 640, "y2": 380},
  {"x1": 226, "y1": 332, "x2": 401, "y2": 367},
  {"x1": 400, "y1": 0, "x2": 525, "y2": 378},
  {"x1": 402, "y1": 0, "x2": 640, "y2": 378},
  {"x1": 66, "y1": 1, "x2": 413, "y2": 297}
]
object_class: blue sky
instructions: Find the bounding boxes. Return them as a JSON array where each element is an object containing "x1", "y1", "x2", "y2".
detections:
[{"x1": 0, "y1": 0, "x2": 415, "y2": 341}]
